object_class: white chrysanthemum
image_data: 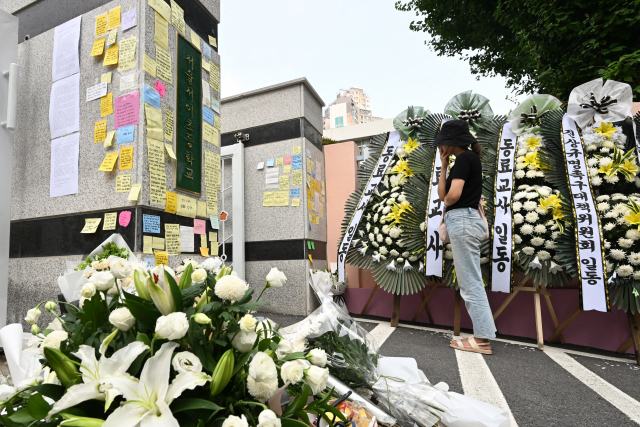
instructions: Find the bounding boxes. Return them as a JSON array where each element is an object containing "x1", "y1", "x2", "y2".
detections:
[
  {"x1": 515, "y1": 170, "x2": 526, "y2": 179},
  {"x1": 617, "y1": 216, "x2": 631, "y2": 226},
  {"x1": 599, "y1": 157, "x2": 613, "y2": 167},
  {"x1": 382, "y1": 225, "x2": 391, "y2": 234},
  {"x1": 613, "y1": 204, "x2": 629, "y2": 215},
  {"x1": 551, "y1": 231, "x2": 560, "y2": 240},
  {"x1": 385, "y1": 237, "x2": 393, "y2": 246},
  {"x1": 526, "y1": 170, "x2": 538, "y2": 178},
  {"x1": 366, "y1": 223, "x2": 371, "y2": 231},
  {"x1": 382, "y1": 206, "x2": 391, "y2": 214},
  {"x1": 520, "y1": 224, "x2": 534, "y2": 235},
  {"x1": 247, "y1": 376, "x2": 278, "y2": 402},
  {"x1": 538, "y1": 187, "x2": 552, "y2": 196},
  {"x1": 215, "y1": 275, "x2": 249, "y2": 302},
  {"x1": 389, "y1": 192, "x2": 399, "y2": 199},
  {"x1": 373, "y1": 213, "x2": 378, "y2": 222},
  {"x1": 522, "y1": 247, "x2": 535, "y2": 255},
  {"x1": 596, "y1": 195, "x2": 610, "y2": 202},
  {"x1": 398, "y1": 194, "x2": 407, "y2": 203},
  {"x1": 626, "y1": 229, "x2": 640, "y2": 241},
  {"x1": 409, "y1": 255, "x2": 418, "y2": 262},
  {"x1": 512, "y1": 201, "x2": 522, "y2": 212},
  {"x1": 537, "y1": 251, "x2": 551, "y2": 261},
  {"x1": 379, "y1": 246, "x2": 388, "y2": 255},
  {"x1": 589, "y1": 167, "x2": 599, "y2": 177},
  {"x1": 610, "y1": 249, "x2": 626, "y2": 261},
  {"x1": 379, "y1": 191, "x2": 389, "y2": 198},
  {"x1": 514, "y1": 192, "x2": 527, "y2": 200},
  {"x1": 358, "y1": 230, "x2": 364, "y2": 237},
  {"x1": 616, "y1": 265, "x2": 633, "y2": 277},
  {"x1": 525, "y1": 212, "x2": 539, "y2": 223},
  {"x1": 627, "y1": 252, "x2": 640, "y2": 265},
  {"x1": 603, "y1": 223, "x2": 615, "y2": 231},
  {"x1": 386, "y1": 199, "x2": 394, "y2": 205},
  {"x1": 597, "y1": 202, "x2": 610, "y2": 212},
  {"x1": 514, "y1": 234, "x2": 522, "y2": 244},
  {"x1": 534, "y1": 224, "x2": 547, "y2": 234},
  {"x1": 514, "y1": 214, "x2": 524, "y2": 224},
  {"x1": 605, "y1": 174, "x2": 620, "y2": 184},
  {"x1": 397, "y1": 240, "x2": 405, "y2": 247},
  {"x1": 446, "y1": 244, "x2": 452, "y2": 250},
  {"x1": 544, "y1": 240, "x2": 556, "y2": 250},
  {"x1": 600, "y1": 147, "x2": 610, "y2": 154},
  {"x1": 371, "y1": 241, "x2": 379, "y2": 248},
  {"x1": 374, "y1": 227, "x2": 379, "y2": 234},
  {"x1": 535, "y1": 207, "x2": 548, "y2": 215},
  {"x1": 606, "y1": 261, "x2": 614, "y2": 271},
  {"x1": 419, "y1": 222, "x2": 426, "y2": 232},
  {"x1": 523, "y1": 201, "x2": 537, "y2": 211},
  {"x1": 585, "y1": 144, "x2": 598, "y2": 152},
  {"x1": 587, "y1": 158, "x2": 599, "y2": 167},
  {"x1": 390, "y1": 249, "x2": 399, "y2": 257},
  {"x1": 518, "y1": 184, "x2": 530, "y2": 190},
  {"x1": 531, "y1": 237, "x2": 545, "y2": 246},
  {"x1": 480, "y1": 257, "x2": 489, "y2": 264},
  {"x1": 368, "y1": 233, "x2": 375, "y2": 241},
  {"x1": 366, "y1": 213, "x2": 371, "y2": 220},
  {"x1": 605, "y1": 211, "x2": 618, "y2": 218},
  {"x1": 444, "y1": 251, "x2": 453, "y2": 259},
  {"x1": 525, "y1": 192, "x2": 537, "y2": 199},
  {"x1": 618, "y1": 238, "x2": 634, "y2": 249},
  {"x1": 389, "y1": 227, "x2": 402, "y2": 239},
  {"x1": 376, "y1": 234, "x2": 384, "y2": 243},
  {"x1": 515, "y1": 163, "x2": 526, "y2": 171},
  {"x1": 517, "y1": 148, "x2": 528, "y2": 156},
  {"x1": 402, "y1": 251, "x2": 411, "y2": 258},
  {"x1": 591, "y1": 176, "x2": 603, "y2": 186},
  {"x1": 604, "y1": 240, "x2": 611, "y2": 249},
  {"x1": 535, "y1": 171, "x2": 545, "y2": 177}
]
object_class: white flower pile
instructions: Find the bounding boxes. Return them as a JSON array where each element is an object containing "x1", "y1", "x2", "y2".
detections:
[{"x1": 514, "y1": 131, "x2": 546, "y2": 183}]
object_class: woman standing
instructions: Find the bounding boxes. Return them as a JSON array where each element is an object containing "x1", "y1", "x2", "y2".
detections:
[{"x1": 435, "y1": 120, "x2": 496, "y2": 355}]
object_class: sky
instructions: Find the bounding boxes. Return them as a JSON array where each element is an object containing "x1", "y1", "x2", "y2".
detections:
[{"x1": 219, "y1": 0, "x2": 526, "y2": 119}]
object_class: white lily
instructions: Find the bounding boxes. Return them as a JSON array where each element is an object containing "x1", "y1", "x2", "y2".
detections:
[
  {"x1": 103, "y1": 342, "x2": 211, "y2": 427},
  {"x1": 46, "y1": 341, "x2": 148, "y2": 420},
  {"x1": 147, "y1": 265, "x2": 177, "y2": 315}
]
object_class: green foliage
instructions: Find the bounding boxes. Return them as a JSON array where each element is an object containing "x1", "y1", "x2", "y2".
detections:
[
  {"x1": 75, "y1": 242, "x2": 129, "y2": 271},
  {"x1": 395, "y1": 0, "x2": 640, "y2": 101}
]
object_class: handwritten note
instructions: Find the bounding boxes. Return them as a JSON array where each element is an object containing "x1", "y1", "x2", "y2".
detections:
[
  {"x1": 283, "y1": 165, "x2": 291, "y2": 174},
  {"x1": 90, "y1": 38, "x2": 105, "y2": 56},
  {"x1": 106, "y1": 29, "x2": 117, "y2": 47},
  {"x1": 292, "y1": 198, "x2": 300, "y2": 207},
  {"x1": 143, "y1": 53, "x2": 156, "y2": 77},
  {"x1": 143, "y1": 214, "x2": 161, "y2": 233},
  {"x1": 101, "y1": 93, "x2": 113, "y2": 117},
  {"x1": 155, "y1": 80, "x2": 166, "y2": 97},
  {"x1": 209, "y1": 215, "x2": 219, "y2": 230},
  {"x1": 154, "y1": 11, "x2": 169, "y2": 50},
  {"x1": 197, "y1": 201, "x2": 207, "y2": 218},
  {"x1": 101, "y1": 72, "x2": 112, "y2": 83},
  {"x1": 148, "y1": 0, "x2": 171, "y2": 21},
  {"x1": 155, "y1": 44, "x2": 172, "y2": 84},
  {"x1": 165, "y1": 191, "x2": 177, "y2": 213},
  {"x1": 164, "y1": 109, "x2": 174, "y2": 141},
  {"x1": 118, "y1": 36, "x2": 136, "y2": 72},
  {"x1": 127, "y1": 184, "x2": 141, "y2": 201},
  {"x1": 103, "y1": 44, "x2": 118, "y2": 66},
  {"x1": 143, "y1": 235, "x2": 153, "y2": 254},
  {"x1": 145, "y1": 104, "x2": 163, "y2": 140},
  {"x1": 279, "y1": 175, "x2": 289, "y2": 191},
  {"x1": 96, "y1": 13, "x2": 108, "y2": 36},
  {"x1": 117, "y1": 125, "x2": 134, "y2": 144},
  {"x1": 209, "y1": 62, "x2": 220, "y2": 92},
  {"x1": 203, "y1": 121, "x2": 218, "y2": 145},
  {"x1": 120, "y1": 146, "x2": 133, "y2": 170},
  {"x1": 114, "y1": 91, "x2": 139, "y2": 128},
  {"x1": 263, "y1": 191, "x2": 289, "y2": 207},
  {"x1": 98, "y1": 152, "x2": 119, "y2": 171},
  {"x1": 104, "y1": 130, "x2": 115, "y2": 148},
  {"x1": 194, "y1": 218, "x2": 206, "y2": 234},
  {"x1": 180, "y1": 225, "x2": 195, "y2": 252},
  {"x1": 292, "y1": 154, "x2": 302, "y2": 170},
  {"x1": 122, "y1": 7, "x2": 137, "y2": 31},
  {"x1": 292, "y1": 169, "x2": 302, "y2": 185},
  {"x1": 81, "y1": 218, "x2": 101, "y2": 233},
  {"x1": 115, "y1": 174, "x2": 131, "y2": 192},
  {"x1": 208, "y1": 35, "x2": 217, "y2": 47},
  {"x1": 165, "y1": 143, "x2": 176, "y2": 160},
  {"x1": 154, "y1": 250, "x2": 168, "y2": 266},
  {"x1": 276, "y1": 158, "x2": 284, "y2": 166},
  {"x1": 153, "y1": 237, "x2": 165, "y2": 249},
  {"x1": 94, "y1": 120, "x2": 107, "y2": 143},
  {"x1": 103, "y1": 212, "x2": 117, "y2": 230},
  {"x1": 190, "y1": 30, "x2": 201, "y2": 51},
  {"x1": 108, "y1": 6, "x2": 121, "y2": 29},
  {"x1": 200, "y1": 247, "x2": 209, "y2": 257},
  {"x1": 170, "y1": 0, "x2": 185, "y2": 36},
  {"x1": 143, "y1": 84, "x2": 160, "y2": 109},
  {"x1": 203, "y1": 106, "x2": 214, "y2": 125},
  {"x1": 88, "y1": 83, "x2": 109, "y2": 104},
  {"x1": 290, "y1": 188, "x2": 300, "y2": 197},
  {"x1": 176, "y1": 194, "x2": 197, "y2": 218}
]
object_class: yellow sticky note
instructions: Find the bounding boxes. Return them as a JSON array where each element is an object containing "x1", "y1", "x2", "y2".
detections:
[
  {"x1": 165, "y1": 143, "x2": 176, "y2": 160},
  {"x1": 209, "y1": 62, "x2": 220, "y2": 93},
  {"x1": 143, "y1": 235, "x2": 153, "y2": 254},
  {"x1": 190, "y1": 30, "x2": 201, "y2": 51},
  {"x1": 145, "y1": 104, "x2": 164, "y2": 141},
  {"x1": 276, "y1": 158, "x2": 284, "y2": 166},
  {"x1": 128, "y1": 183, "x2": 141, "y2": 201},
  {"x1": 120, "y1": 146, "x2": 133, "y2": 170},
  {"x1": 90, "y1": 38, "x2": 105, "y2": 56},
  {"x1": 155, "y1": 45, "x2": 172, "y2": 84},
  {"x1": 209, "y1": 232, "x2": 217, "y2": 242},
  {"x1": 147, "y1": 137, "x2": 165, "y2": 173},
  {"x1": 208, "y1": 35, "x2": 217, "y2": 47},
  {"x1": 292, "y1": 198, "x2": 300, "y2": 207},
  {"x1": 94, "y1": 120, "x2": 107, "y2": 143},
  {"x1": 197, "y1": 201, "x2": 207, "y2": 218},
  {"x1": 81, "y1": 218, "x2": 102, "y2": 234},
  {"x1": 308, "y1": 200, "x2": 314, "y2": 211},
  {"x1": 104, "y1": 130, "x2": 115, "y2": 148},
  {"x1": 98, "y1": 152, "x2": 119, "y2": 171},
  {"x1": 148, "y1": 0, "x2": 171, "y2": 21},
  {"x1": 149, "y1": 172, "x2": 167, "y2": 205},
  {"x1": 292, "y1": 170, "x2": 302, "y2": 185},
  {"x1": 202, "y1": 60, "x2": 210, "y2": 72},
  {"x1": 263, "y1": 191, "x2": 289, "y2": 207},
  {"x1": 103, "y1": 212, "x2": 117, "y2": 230},
  {"x1": 279, "y1": 175, "x2": 289, "y2": 191},
  {"x1": 283, "y1": 165, "x2": 291, "y2": 174},
  {"x1": 308, "y1": 254, "x2": 313, "y2": 264},
  {"x1": 164, "y1": 109, "x2": 174, "y2": 141},
  {"x1": 115, "y1": 174, "x2": 131, "y2": 192},
  {"x1": 153, "y1": 237, "x2": 165, "y2": 250},
  {"x1": 293, "y1": 146, "x2": 301, "y2": 155},
  {"x1": 101, "y1": 92, "x2": 113, "y2": 117},
  {"x1": 200, "y1": 234, "x2": 207, "y2": 248},
  {"x1": 118, "y1": 36, "x2": 137, "y2": 72},
  {"x1": 170, "y1": 0, "x2": 186, "y2": 36},
  {"x1": 106, "y1": 29, "x2": 118, "y2": 47},
  {"x1": 203, "y1": 121, "x2": 219, "y2": 145},
  {"x1": 200, "y1": 247, "x2": 209, "y2": 257},
  {"x1": 321, "y1": 182, "x2": 325, "y2": 196},
  {"x1": 143, "y1": 54, "x2": 156, "y2": 77},
  {"x1": 108, "y1": 6, "x2": 121, "y2": 30},
  {"x1": 96, "y1": 13, "x2": 108, "y2": 36},
  {"x1": 101, "y1": 72, "x2": 112, "y2": 83},
  {"x1": 103, "y1": 44, "x2": 118, "y2": 66},
  {"x1": 176, "y1": 194, "x2": 197, "y2": 218},
  {"x1": 154, "y1": 250, "x2": 168, "y2": 266},
  {"x1": 165, "y1": 191, "x2": 178, "y2": 213},
  {"x1": 207, "y1": 194, "x2": 218, "y2": 216},
  {"x1": 307, "y1": 158, "x2": 314, "y2": 172},
  {"x1": 214, "y1": 115, "x2": 221, "y2": 131},
  {"x1": 154, "y1": 11, "x2": 169, "y2": 50}
]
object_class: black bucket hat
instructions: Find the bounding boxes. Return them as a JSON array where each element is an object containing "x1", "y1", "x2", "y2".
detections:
[{"x1": 433, "y1": 120, "x2": 477, "y2": 148}]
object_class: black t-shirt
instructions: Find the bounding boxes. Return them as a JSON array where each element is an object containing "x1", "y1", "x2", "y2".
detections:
[{"x1": 444, "y1": 150, "x2": 482, "y2": 211}]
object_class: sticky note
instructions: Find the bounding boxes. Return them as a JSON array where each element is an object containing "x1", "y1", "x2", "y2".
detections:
[
  {"x1": 94, "y1": 120, "x2": 107, "y2": 143},
  {"x1": 176, "y1": 194, "x2": 197, "y2": 218},
  {"x1": 108, "y1": 6, "x2": 121, "y2": 29},
  {"x1": 153, "y1": 237, "x2": 165, "y2": 249},
  {"x1": 307, "y1": 241, "x2": 312, "y2": 250},
  {"x1": 209, "y1": 63, "x2": 220, "y2": 93},
  {"x1": 203, "y1": 106, "x2": 214, "y2": 125},
  {"x1": 165, "y1": 191, "x2": 177, "y2": 213},
  {"x1": 143, "y1": 235, "x2": 153, "y2": 254},
  {"x1": 284, "y1": 156, "x2": 292, "y2": 165},
  {"x1": 164, "y1": 143, "x2": 176, "y2": 160},
  {"x1": 308, "y1": 254, "x2": 313, "y2": 264},
  {"x1": 106, "y1": 29, "x2": 118, "y2": 47},
  {"x1": 279, "y1": 175, "x2": 289, "y2": 191},
  {"x1": 202, "y1": 60, "x2": 210, "y2": 72},
  {"x1": 263, "y1": 191, "x2": 289, "y2": 207},
  {"x1": 117, "y1": 125, "x2": 134, "y2": 144},
  {"x1": 267, "y1": 159, "x2": 275, "y2": 167},
  {"x1": 208, "y1": 35, "x2": 217, "y2": 47},
  {"x1": 81, "y1": 218, "x2": 101, "y2": 233},
  {"x1": 209, "y1": 232, "x2": 217, "y2": 242},
  {"x1": 154, "y1": 11, "x2": 169, "y2": 50},
  {"x1": 104, "y1": 130, "x2": 115, "y2": 148},
  {"x1": 155, "y1": 80, "x2": 166, "y2": 98},
  {"x1": 293, "y1": 146, "x2": 301, "y2": 155},
  {"x1": 115, "y1": 174, "x2": 131, "y2": 192},
  {"x1": 200, "y1": 233, "x2": 207, "y2": 249},
  {"x1": 197, "y1": 201, "x2": 207, "y2": 218},
  {"x1": 203, "y1": 121, "x2": 219, "y2": 145},
  {"x1": 149, "y1": 171, "x2": 166, "y2": 206},
  {"x1": 90, "y1": 38, "x2": 105, "y2": 56},
  {"x1": 145, "y1": 104, "x2": 163, "y2": 140},
  {"x1": 101, "y1": 72, "x2": 112, "y2": 83},
  {"x1": 210, "y1": 215, "x2": 219, "y2": 229},
  {"x1": 127, "y1": 184, "x2": 141, "y2": 201},
  {"x1": 190, "y1": 30, "x2": 201, "y2": 51},
  {"x1": 281, "y1": 165, "x2": 290, "y2": 174},
  {"x1": 307, "y1": 158, "x2": 314, "y2": 172},
  {"x1": 116, "y1": 146, "x2": 132, "y2": 170},
  {"x1": 292, "y1": 198, "x2": 300, "y2": 207},
  {"x1": 148, "y1": 0, "x2": 171, "y2": 21},
  {"x1": 155, "y1": 45, "x2": 172, "y2": 84},
  {"x1": 103, "y1": 212, "x2": 117, "y2": 230},
  {"x1": 257, "y1": 162, "x2": 265, "y2": 170},
  {"x1": 98, "y1": 152, "x2": 119, "y2": 171},
  {"x1": 211, "y1": 98, "x2": 220, "y2": 114},
  {"x1": 114, "y1": 91, "x2": 140, "y2": 128},
  {"x1": 118, "y1": 36, "x2": 137, "y2": 72},
  {"x1": 154, "y1": 250, "x2": 168, "y2": 266},
  {"x1": 276, "y1": 158, "x2": 284, "y2": 166},
  {"x1": 103, "y1": 44, "x2": 118, "y2": 66},
  {"x1": 143, "y1": 214, "x2": 161, "y2": 233},
  {"x1": 292, "y1": 154, "x2": 302, "y2": 170},
  {"x1": 87, "y1": 82, "x2": 108, "y2": 102},
  {"x1": 203, "y1": 42, "x2": 211, "y2": 60},
  {"x1": 101, "y1": 93, "x2": 113, "y2": 117},
  {"x1": 170, "y1": 0, "x2": 185, "y2": 36},
  {"x1": 143, "y1": 53, "x2": 156, "y2": 77},
  {"x1": 143, "y1": 85, "x2": 161, "y2": 109},
  {"x1": 213, "y1": 114, "x2": 221, "y2": 130},
  {"x1": 194, "y1": 218, "x2": 206, "y2": 234},
  {"x1": 290, "y1": 188, "x2": 300, "y2": 197},
  {"x1": 200, "y1": 247, "x2": 209, "y2": 257},
  {"x1": 206, "y1": 193, "x2": 217, "y2": 216},
  {"x1": 122, "y1": 7, "x2": 137, "y2": 31},
  {"x1": 96, "y1": 13, "x2": 108, "y2": 36},
  {"x1": 164, "y1": 109, "x2": 174, "y2": 141},
  {"x1": 307, "y1": 148, "x2": 312, "y2": 159}
]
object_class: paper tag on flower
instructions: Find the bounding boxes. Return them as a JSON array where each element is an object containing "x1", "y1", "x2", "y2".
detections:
[
  {"x1": 155, "y1": 80, "x2": 166, "y2": 98},
  {"x1": 119, "y1": 210, "x2": 132, "y2": 227}
]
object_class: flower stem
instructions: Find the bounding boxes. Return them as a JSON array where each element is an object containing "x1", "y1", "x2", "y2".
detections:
[
  {"x1": 150, "y1": 335, "x2": 157, "y2": 356},
  {"x1": 255, "y1": 282, "x2": 271, "y2": 302},
  {"x1": 237, "y1": 401, "x2": 269, "y2": 410}
]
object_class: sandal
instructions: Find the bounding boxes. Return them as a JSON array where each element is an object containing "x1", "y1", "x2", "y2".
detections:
[{"x1": 450, "y1": 337, "x2": 492, "y2": 355}]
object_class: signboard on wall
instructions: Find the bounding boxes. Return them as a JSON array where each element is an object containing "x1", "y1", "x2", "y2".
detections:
[{"x1": 175, "y1": 34, "x2": 202, "y2": 194}]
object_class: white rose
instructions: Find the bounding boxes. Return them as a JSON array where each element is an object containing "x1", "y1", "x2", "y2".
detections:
[
  {"x1": 191, "y1": 268, "x2": 208, "y2": 284},
  {"x1": 249, "y1": 352, "x2": 278, "y2": 383},
  {"x1": 108, "y1": 285, "x2": 120, "y2": 296},
  {"x1": 280, "y1": 361, "x2": 304, "y2": 384},
  {"x1": 89, "y1": 271, "x2": 116, "y2": 291},
  {"x1": 222, "y1": 415, "x2": 249, "y2": 427},
  {"x1": 266, "y1": 268, "x2": 287, "y2": 288},
  {"x1": 41, "y1": 330, "x2": 69, "y2": 353},
  {"x1": 239, "y1": 314, "x2": 257, "y2": 333},
  {"x1": 46, "y1": 318, "x2": 64, "y2": 331},
  {"x1": 306, "y1": 348, "x2": 327, "y2": 368},
  {"x1": 304, "y1": 365, "x2": 329, "y2": 395},
  {"x1": 109, "y1": 307, "x2": 135, "y2": 331},
  {"x1": 109, "y1": 257, "x2": 133, "y2": 279},
  {"x1": 80, "y1": 283, "x2": 97, "y2": 299},
  {"x1": 0, "y1": 385, "x2": 16, "y2": 401},
  {"x1": 232, "y1": 330, "x2": 258, "y2": 353},
  {"x1": 155, "y1": 312, "x2": 189, "y2": 340},
  {"x1": 171, "y1": 351, "x2": 203, "y2": 374},
  {"x1": 276, "y1": 339, "x2": 294, "y2": 359},
  {"x1": 258, "y1": 410, "x2": 281, "y2": 427},
  {"x1": 25, "y1": 308, "x2": 41, "y2": 325}
]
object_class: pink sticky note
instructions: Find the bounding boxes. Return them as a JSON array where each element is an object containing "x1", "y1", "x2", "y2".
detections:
[
  {"x1": 155, "y1": 81, "x2": 166, "y2": 98},
  {"x1": 194, "y1": 219, "x2": 206, "y2": 235},
  {"x1": 119, "y1": 211, "x2": 131, "y2": 227},
  {"x1": 114, "y1": 91, "x2": 140, "y2": 129},
  {"x1": 284, "y1": 156, "x2": 292, "y2": 165}
]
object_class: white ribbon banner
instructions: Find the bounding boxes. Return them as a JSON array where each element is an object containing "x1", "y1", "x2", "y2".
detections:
[
  {"x1": 337, "y1": 131, "x2": 401, "y2": 282},
  {"x1": 491, "y1": 123, "x2": 517, "y2": 293},
  {"x1": 424, "y1": 119, "x2": 450, "y2": 277},
  {"x1": 561, "y1": 114, "x2": 609, "y2": 312},
  {"x1": 630, "y1": 113, "x2": 640, "y2": 161}
]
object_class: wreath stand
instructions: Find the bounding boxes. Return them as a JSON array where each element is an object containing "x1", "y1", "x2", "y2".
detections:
[{"x1": 358, "y1": 285, "x2": 411, "y2": 327}]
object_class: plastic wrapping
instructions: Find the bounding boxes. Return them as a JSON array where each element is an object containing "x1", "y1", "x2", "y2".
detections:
[
  {"x1": 443, "y1": 91, "x2": 493, "y2": 131},
  {"x1": 393, "y1": 106, "x2": 430, "y2": 141},
  {"x1": 507, "y1": 94, "x2": 562, "y2": 136},
  {"x1": 567, "y1": 77, "x2": 633, "y2": 129},
  {"x1": 327, "y1": 375, "x2": 397, "y2": 426}
]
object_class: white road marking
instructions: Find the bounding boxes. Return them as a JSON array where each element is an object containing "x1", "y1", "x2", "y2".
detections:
[
  {"x1": 544, "y1": 347, "x2": 640, "y2": 424},
  {"x1": 368, "y1": 322, "x2": 396, "y2": 347}
]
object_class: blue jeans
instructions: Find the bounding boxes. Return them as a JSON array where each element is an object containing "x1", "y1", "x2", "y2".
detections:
[{"x1": 444, "y1": 207, "x2": 496, "y2": 339}]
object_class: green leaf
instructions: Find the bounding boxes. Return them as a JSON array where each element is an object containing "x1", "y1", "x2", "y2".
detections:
[
  {"x1": 8, "y1": 408, "x2": 34, "y2": 423},
  {"x1": 27, "y1": 393, "x2": 51, "y2": 420},
  {"x1": 182, "y1": 283, "x2": 206, "y2": 307},
  {"x1": 281, "y1": 418, "x2": 311, "y2": 427},
  {"x1": 233, "y1": 288, "x2": 254, "y2": 306},
  {"x1": 279, "y1": 352, "x2": 306, "y2": 361},
  {"x1": 231, "y1": 352, "x2": 252, "y2": 376},
  {"x1": 170, "y1": 398, "x2": 222, "y2": 413},
  {"x1": 179, "y1": 264, "x2": 194, "y2": 290},
  {"x1": 136, "y1": 332, "x2": 151, "y2": 346},
  {"x1": 281, "y1": 385, "x2": 310, "y2": 418},
  {"x1": 123, "y1": 299, "x2": 160, "y2": 330},
  {"x1": 127, "y1": 350, "x2": 149, "y2": 376},
  {"x1": 165, "y1": 271, "x2": 184, "y2": 312},
  {"x1": 30, "y1": 384, "x2": 66, "y2": 401}
]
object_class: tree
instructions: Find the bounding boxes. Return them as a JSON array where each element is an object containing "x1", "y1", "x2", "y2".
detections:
[{"x1": 395, "y1": 0, "x2": 640, "y2": 101}]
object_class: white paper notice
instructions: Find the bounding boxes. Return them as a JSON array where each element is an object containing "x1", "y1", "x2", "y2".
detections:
[
  {"x1": 122, "y1": 7, "x2": 137, "y2": 31},
  {"x1": 49, "y1": 73, "x2": 80, "y2": 139},
  {"x1": 86, "y1": 82, "x2": 108, "y2": 102},
  {"x1": 202, "y1": 79, "x2": 211, "y2": 108},
  {"x1": 179, "y1": 225, "x2": 195, "y2": 252},
  {"x1": 50, "y1": 133, "x2": 79, "y2": 198},
  {"x1": 120, "y1": 72, "x2": 137, "y2": 92},
  {"x1": 52, "y1": 16, "x2": 81, "y2": 82}
]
